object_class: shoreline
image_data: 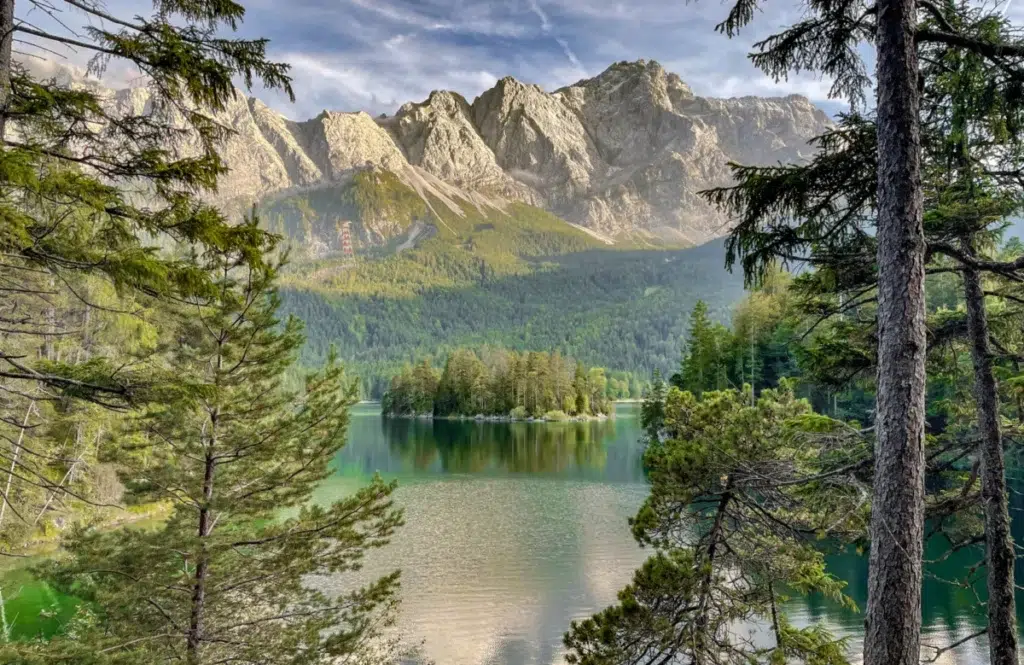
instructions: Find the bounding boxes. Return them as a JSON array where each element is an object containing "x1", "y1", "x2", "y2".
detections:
[
  {"x1": 0, "y1": 502, "x2": 171, "y2": 569},
  {"x1": 381, "y1": 412, "x2": 613, "y2": 423}
]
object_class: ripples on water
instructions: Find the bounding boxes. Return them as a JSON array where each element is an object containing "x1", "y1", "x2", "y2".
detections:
[
  {"x1": 315, "y1": 403, "x2": 1016, "y2": 665},
  {"x1": 1, "y1": 403, "x2": 1011, "y2": 664},
  {"x1": 315, "y1": 405, "x2": 651, "y2": 665}
]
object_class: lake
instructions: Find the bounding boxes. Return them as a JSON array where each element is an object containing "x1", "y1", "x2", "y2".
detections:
[
  {"x1": 3, "y1": 402, "x2": 1019, "y2": 663},
  {"x1": 316, "y1": 402, "x2": 1013, "y2": 665}
]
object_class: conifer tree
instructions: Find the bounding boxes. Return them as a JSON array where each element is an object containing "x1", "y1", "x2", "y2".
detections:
[
  {"x1": 703, "y1": 4, "x2": 1024, "y2": 659},
  {"x1": 1, "y1": 0, "x2": 293, "y2": 400},
  {"x1": 4, "y1": 223, "x2": 404, "y2": 665},
  {"x1": 672, "y1": 301, "x2": 729, "y2": 397},
  {"x1": 565, "y1": 383, "x2": 867, "y2": 665},
  {"x1": 705, "y1": 0, "x2": 1024, "y2": 659},
  {"x1": 0, "y1": 0, "x2": 294, "y2": 549},
  {"x1": 574, "y1": 362, "x2": 588, "y2": 416}
]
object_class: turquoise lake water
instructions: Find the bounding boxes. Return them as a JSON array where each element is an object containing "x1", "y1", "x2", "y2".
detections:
[{"x1": 3, "y1": 402, "x2": 1018, "y2": 664}]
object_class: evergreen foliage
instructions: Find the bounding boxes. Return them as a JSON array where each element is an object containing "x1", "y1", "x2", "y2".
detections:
[
  {"x1": 3, "y1": 231, "x2": 405, "y2": 665},
  {"x1": 381, "y1": 347, "x2": 612, "y2": 419},
  {"x1": 564, "y1": 383, "x2": 866, "y2": 665},
  {"x1": 281, "y1": 242, "x2": 745, "y2": 398},
  {"x1": 0, "y1": 0, "x2": 292, "y2": 554},
  {"x1": 699, "y1": 4, "x2": 1024, "y2": 659}
]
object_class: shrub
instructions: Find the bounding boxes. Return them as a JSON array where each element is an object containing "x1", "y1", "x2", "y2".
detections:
[{"x1": 509, "y1": 406, "x2": 528, "y2": 420}]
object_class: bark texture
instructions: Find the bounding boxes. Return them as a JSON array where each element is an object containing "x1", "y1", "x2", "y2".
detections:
[
  {"x1": 0, "y1": 0, "x2": 12, "y2": 141},
  {"x1": 864, "y1": 0, "x2": 927, "y2": 662},
  {"x1": 186, "y1": 450, "x2": 215, "y2": 665},
  {"x1": 963, "y1": 264, "x2": 1019, "y2": 665}
]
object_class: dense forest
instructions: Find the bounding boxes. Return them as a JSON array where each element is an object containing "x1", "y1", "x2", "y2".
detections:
[
  {"x1": 381, "y1": 347, "x2": 614, "y2": 419},
  {"x1": 282, "y1": 242, "x2": 744, "y2": 397}
]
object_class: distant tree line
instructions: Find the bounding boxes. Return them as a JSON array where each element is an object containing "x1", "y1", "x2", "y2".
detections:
[{"x1": 381, "y1": 347, "x2": 616, "y2": 418}]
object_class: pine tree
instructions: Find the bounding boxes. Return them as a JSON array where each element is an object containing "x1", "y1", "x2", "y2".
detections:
[
  {"x1": 565, "y1": 384, "x2": 866, "y2": 665},
  {"x1": 707, "y1": 0, "x2": 1024, "y2": 659},
  {"x1": 0, "y1": 0, "x2": 294, "y2": 551},
  {"x1": 6, "y1": 227, "x2": 405, "y2": 665},
  {"x1": 672, "y1": 301, "x2": 728, "y2": 397},
  {"x1": 574, "y1": 362, "x2": 588, "y2": 416},
  {"x1": 640, "y1": 369, "x2": 666, "y2": 442},
  {"x1": 1, "y1": 0, "x2": 294, "y2": 401}
]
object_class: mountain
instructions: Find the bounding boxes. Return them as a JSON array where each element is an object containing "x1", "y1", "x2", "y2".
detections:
[
  {"x1": 32, "y1": 58, "x2": 830, "y2": 249},
  {"x1": 253, "y1": 59, "x2": 830, "y2": 247},
  {"x1": 24, "y1": 58, "x2": 821, "y2": 393}
]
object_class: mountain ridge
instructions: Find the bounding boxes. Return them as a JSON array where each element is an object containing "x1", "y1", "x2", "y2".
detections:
[{"x1": 28, "y1": 57, "x2": 830, "y2": 248}]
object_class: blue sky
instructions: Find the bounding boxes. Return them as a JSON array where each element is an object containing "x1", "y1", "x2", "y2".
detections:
[
  {"x1": 234, "y1": 0, "x2": 846, "y2": 119},
  {"x1": 23, "y1": 0, "x2": 1019, "y2": 121}
]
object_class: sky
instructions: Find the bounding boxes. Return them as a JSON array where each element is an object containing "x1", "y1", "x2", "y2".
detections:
[
  {"x1": 14, "y1": 0, "x2": 1024, "y2": 121},
  {"x1": 234, "y1": 0, "x2": 845, "y2": 118}
]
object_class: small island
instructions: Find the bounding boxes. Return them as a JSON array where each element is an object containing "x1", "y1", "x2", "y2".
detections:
[{"x1": 381, "y1": 347, "x2": 613, "y2": 420}]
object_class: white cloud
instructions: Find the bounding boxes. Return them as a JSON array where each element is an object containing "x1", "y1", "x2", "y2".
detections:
[
  {"x1": 528, "y1": 0, "x2": 553, "y2": 31},
  {"x1": 555, "y1": 37, "x2": 584, "y2": 71},
  {"x1": 20, "y1": 0, "x2": 866, "y2": 120},
  {"x1": 348, "y1": 0, "x2": 529, "y2": 37},
  {"x1": 528, "y1": 0, "x2": 587, "y2": 77}
]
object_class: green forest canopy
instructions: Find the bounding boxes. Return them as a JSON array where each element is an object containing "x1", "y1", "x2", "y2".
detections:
[
  {"x1": 382, "y1": 347, "x2": 615, "y2": 419},
  {"x1": 281, "y1": 241, "x2": 746, "y2": 397}
]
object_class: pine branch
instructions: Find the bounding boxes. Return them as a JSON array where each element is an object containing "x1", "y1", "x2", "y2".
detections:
[
  {"x1": 917, "y1": 27, "x2": 1024, "y2": 59},
  {"x1": 13, "y1": 24, "x2": 122, "y2": 57}
]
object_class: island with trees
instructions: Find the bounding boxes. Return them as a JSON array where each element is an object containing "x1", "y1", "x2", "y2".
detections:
[{"x1": 381, "y1": 347, "x2": 613, "y2": 420}]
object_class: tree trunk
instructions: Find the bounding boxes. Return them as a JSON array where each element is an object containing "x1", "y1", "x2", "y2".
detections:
[
  {"x1": 186, "y1": 448, "x2": 216, "y2": 665},
  {"x1": 963, "y1": 264, "x2": 1018, "y2": 665},
  {"x1": 0, "y1": 401, "x2": 34, "y2": 530},
  {"x1": 865, "y1": 0, "x2": 927, "y2": 662},
  {"x1": 692, "y1": 490, "x2": 731, "y2": 665},
  {"x1": 0, "y1": 0, "x2": 12, "y2": 141}
]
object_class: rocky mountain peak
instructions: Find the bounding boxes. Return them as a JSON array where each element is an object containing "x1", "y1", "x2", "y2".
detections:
[
  {"x1": 560, "y1": 60, "x2": 695, "y2": 110},
  {"x1": 28, "y1": 57, "x2": 831, "y2": 246}
]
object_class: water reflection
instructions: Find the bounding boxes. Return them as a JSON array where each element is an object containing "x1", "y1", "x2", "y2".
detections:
[
  {"x1": 326, "y1": 403, "x2": 1021, "y2": 665},
  {"x1": 311, "y1": 474, "x2": 650, "y2": 665},
  {"x1": 5, "y1": 403, "x2": 1011, "y2": 664},
  {"x1": 337, "y1": 405, "x2": 646, "y2": 483},
  {"x1": 383, "y1": 417, "x2": 615, "y2": 474}
]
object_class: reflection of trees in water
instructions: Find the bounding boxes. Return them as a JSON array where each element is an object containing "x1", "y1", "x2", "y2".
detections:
[
  {"x1": 790, "y1": 458, "x2": 1024, "y2": 639},
  {"x1": 382, "y1": 418, "x2": 615, "y2": 474}
]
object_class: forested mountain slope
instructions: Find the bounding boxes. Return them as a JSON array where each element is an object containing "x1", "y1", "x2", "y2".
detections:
[
  {"x1": 26, "y1": 57, "x2": 798, "y2": 393},
  {"x1": 280, "y1": 240, "x2": 745, "y2": 397}
]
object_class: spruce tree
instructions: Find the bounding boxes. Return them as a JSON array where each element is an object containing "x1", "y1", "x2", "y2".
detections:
[
  {"x1": 1, "y1": 0, "x2": 293, "y2": 399},
  {"x1": 0, "y1": 0, "x2": 294, "y2": 549}
]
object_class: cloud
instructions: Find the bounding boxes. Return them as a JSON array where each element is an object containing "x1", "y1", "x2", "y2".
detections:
[
  {"x1": 528, "y1": 0, "x2": 586, "y2": 77},
  {"x1": 527, "y1": 0, "x2": 553, "y2": 31},
  {"x1": 14, "y1": 0, "x2": 860, "y2": 120}
]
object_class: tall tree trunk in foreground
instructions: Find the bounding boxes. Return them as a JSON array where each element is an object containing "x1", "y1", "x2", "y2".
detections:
[
  {"x1": 865, "y1": 0, "x2": 927, "y2": 662},
  {"x1": 0, "y1": 0, "x2": 13, "y2": 141},
  {"x1": 963, "y1": 264, "x2": 1019, "y2": 665}
]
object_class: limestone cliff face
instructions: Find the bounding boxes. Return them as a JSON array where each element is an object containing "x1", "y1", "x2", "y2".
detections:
[{"x1": 32, "y1": 58, "x2": 831, "y2": 245}]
